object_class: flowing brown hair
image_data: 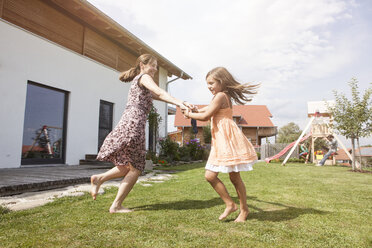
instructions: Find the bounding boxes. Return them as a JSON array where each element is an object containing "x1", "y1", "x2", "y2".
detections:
[
  {"x1": 119, "y1": 54, "x2": 157, "y2": 82},
  {"x1": 206, "y1": 67, "x2": 260, "y2": 105}
]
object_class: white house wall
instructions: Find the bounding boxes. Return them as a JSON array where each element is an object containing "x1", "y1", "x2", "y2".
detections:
[
  {"x1": 154, "y1": 67, "x2": 168, "y2": 138},
  {"x1": 0, "y1": 20, "x2": 169, "y2": 168},
  {"x1": 144, "y1": 67, "x2": 168, "y2": 152}
]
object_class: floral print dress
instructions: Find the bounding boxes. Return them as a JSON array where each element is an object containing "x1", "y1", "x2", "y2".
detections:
[{"x1": 96, "y1": 74, "x2": 152, "y2": 172}]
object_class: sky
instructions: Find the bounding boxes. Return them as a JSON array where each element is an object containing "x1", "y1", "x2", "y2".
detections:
[{"x1": 88, "y1": 0, "x2": 371, "y2": 146}]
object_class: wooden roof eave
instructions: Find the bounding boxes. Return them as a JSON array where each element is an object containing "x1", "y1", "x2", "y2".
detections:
[{"x1": 48, "y1": 0, "x2": 192, "y2": 80}]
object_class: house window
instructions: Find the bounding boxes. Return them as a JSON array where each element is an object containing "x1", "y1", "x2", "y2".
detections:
[
  {"x1": 98, "y1": 100, "x2": 113, "y2": 151},
  {"x1": 21, "y1": 82, "x2": 68, "y2": 165},
  {"x1": 98, "y1": 100, "x2": 114, "y2": 151}
]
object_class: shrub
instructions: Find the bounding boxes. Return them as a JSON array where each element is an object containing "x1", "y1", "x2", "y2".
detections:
[
  {"x1": 287, "y1": 158, "x2": 305, "y2": 163},
  {"x1": 158, "y1": 137, "x2": 180, "y2": 162},
  {"x1": 366, "y1": 157, "x2": 372, "y2": 167},
  {"x1": 177, "y1": 146, "x2": 189, "y2": 161},
  {"x1": 203, "y1": 124, "x2": 211, "y2": 144},
  {"x1": 158, "y1": 137, "x2": 209, "y2": 163},
  {"x1": 158, "y1": 159, "x2": 169, "y2": 166},
  {"x1": 256, "y1": 152, "x2": 261, "y2": 160},
  {"x1": 185, "y1": 139, "x2": 204, "y2": 160},
  {"x1": 270, "y1": 158, "x2": 305, "y2": 163},
  {"x1": 146, "y1": 150, "x2": 158, "y2": 164},
  {"x1": 203, "y1": 144, "x2": 211, "y2": 160},
  {"x1": 147, "y1": 106, "x2": 162, "y2": 152}
]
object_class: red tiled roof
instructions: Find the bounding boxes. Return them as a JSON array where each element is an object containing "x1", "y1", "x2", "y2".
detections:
[
  {"x1": 355, "y1": 147, "x2": 372, "y2": 157},
  {"x1": 174, "y1": 105, "x2": 275, "y2": 127},
  {"x1": 22, "y1": 145, "x2": 47, "y2": 153},
  {"x1": 335, "y1": 147, "x2": 372, "y2": 160},
  {"x1": 334, "y1": 148, "x2": 352, "y2": 160}
]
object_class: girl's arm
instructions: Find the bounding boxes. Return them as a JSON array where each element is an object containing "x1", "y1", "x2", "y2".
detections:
[
  {"x1": 195, "y1": 106, "x2": 208, "y2": 113},
  {"x1": 140, "y1": 74, "x2": 191, "y2": 109},
  {"x1": 150, "y1": 92, "x2": 163, "y2": 101},
  {"x1": 184, "y1": 92, "x2": 225, "y2": 121}
]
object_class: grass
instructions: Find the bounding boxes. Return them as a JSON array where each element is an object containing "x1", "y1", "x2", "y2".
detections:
[{"x1": 0, "y1": 162, "x2": 371, "y2": 248}]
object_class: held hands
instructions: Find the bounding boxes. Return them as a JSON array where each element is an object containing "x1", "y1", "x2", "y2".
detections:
[
  {"x1": 179, "y1": 101, "x2": 190, "y2": 119},
  {"x1": 182, "y1": 108, "x2": 191, "y2": 118},
  {"x1": 180, "y1": 101, "x2": 198, "y2": 119},
  {"x1": 181, "y1": 101, "x2": 197, "y2": 111}
]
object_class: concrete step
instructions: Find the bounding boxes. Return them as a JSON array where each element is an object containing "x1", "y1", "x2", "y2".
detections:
[
  {"x1": 79, "y1": 159, "x2": 113, "y2": 166},
  {"x1": 80, "y1": 154, "x2": 113, "y2": 166},
  {"x1": 85, "y1": 154, "x2": 98, "y2": 160}
]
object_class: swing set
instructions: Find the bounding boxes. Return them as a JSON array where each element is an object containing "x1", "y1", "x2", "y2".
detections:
[
  {"x1": 266, "y1": 101, "x2": 360, "y2": 167},
  {"x1": 24, "y1": 125, "x2": 62, "y2": 158}
]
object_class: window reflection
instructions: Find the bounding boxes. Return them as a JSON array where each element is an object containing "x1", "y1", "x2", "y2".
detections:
[
  {"x1": 22, "y1": 82, "x2": 66, "y2": 163},
  {"x1": 98, "y1": 100, "x2": 113, "y2": 150}
]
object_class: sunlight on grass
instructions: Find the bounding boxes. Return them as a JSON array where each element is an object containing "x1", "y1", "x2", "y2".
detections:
[{"x1": 0, "y1": 162, "x2": 371, "y2": 247}]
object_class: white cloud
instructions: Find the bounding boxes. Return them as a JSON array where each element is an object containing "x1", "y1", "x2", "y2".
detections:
[{"x1": 88, "y1": 0, "x2": 372, "y2": 145}]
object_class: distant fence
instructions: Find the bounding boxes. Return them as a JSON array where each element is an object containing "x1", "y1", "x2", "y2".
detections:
[{"x1": 260, "y1": 143, "x2": 300, "y2": 160}]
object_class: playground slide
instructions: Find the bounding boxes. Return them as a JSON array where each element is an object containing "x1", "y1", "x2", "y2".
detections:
[{"x1": 265, "y1": 133, "x2": 312, "y2": 163}]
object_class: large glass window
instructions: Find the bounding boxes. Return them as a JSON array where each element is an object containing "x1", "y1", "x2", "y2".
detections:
[{"x1": 21, "y1": 82, "x2": 68, "y2": 165}]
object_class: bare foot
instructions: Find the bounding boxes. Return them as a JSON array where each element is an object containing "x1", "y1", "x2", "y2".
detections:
[
  {"x1": 90, "y1": 175, "x2": 101, "y2": 200},
  {"x1": 109, "y1": 206, "x2": 133, "y2": 214},
  {"x1": 234, "y1": 209, "x2": 249, "y2": 222},
  {"x1": 219, "y1": 204, "x2": 238, "y2": 220}
]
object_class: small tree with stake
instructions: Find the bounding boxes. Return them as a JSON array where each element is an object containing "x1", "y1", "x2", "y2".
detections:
[
  {"x1": 327, "y1": 78, "x2": 372, "y2": 170},
  {"x1": 147, "y1": 105, "x2": 162, "y2": 153}
]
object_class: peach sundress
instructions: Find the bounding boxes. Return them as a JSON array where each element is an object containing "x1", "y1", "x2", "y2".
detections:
[{"x1": 206, "y1": 94, "x2": 257, "y2": 173}]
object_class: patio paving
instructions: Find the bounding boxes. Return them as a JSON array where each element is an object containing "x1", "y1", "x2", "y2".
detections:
[
  {"x1": 0, "y1": 164, "x2": 114, "y2": 197},
  {"x1": 0, "y1": 169, "x2": 175, "y2": 211}
]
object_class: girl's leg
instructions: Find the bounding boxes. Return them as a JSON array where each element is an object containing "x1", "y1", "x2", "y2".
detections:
[
  {"x1": 229, "y1": 172, "x2": 249, "y2": 222},
  {"x1": 109, "y1": 164, "x2": 141, "y2": 213},
  {"x1": 90, "y1": 165, "x2": 130, "y2": 200},
  {"x1": 205, "y1": 170, "x2": 237, "y2": 220}
]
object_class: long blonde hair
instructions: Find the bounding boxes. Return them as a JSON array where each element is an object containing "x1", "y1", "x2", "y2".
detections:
[
  {"x1": 206, "y1": 67, "x2": 259, "y2": 105},
  {"x1": 119, "y1": 54, "x2": 157, "y2": 82}
]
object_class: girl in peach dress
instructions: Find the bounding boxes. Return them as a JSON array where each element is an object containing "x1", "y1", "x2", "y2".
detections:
[{"x1": 183, "y1": 67, "x2": 259, "y2": 222}]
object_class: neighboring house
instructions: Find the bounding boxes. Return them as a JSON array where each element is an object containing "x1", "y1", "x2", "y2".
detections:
[
  {"x1": 334, "y1": 149, "x2": 352, "y2": 166},
  {"x1": 170, "y1": 105, "x2": 277, "y2": 146},
  {"x1": 355, "y1": 147, "x2": 372, "y2": 166},
  {"x1": 0, "y1": 0, "x2": 191, "y2": 168},
  {"x1": 334, "y1": 147, "x2": 372, "y2": 167}
]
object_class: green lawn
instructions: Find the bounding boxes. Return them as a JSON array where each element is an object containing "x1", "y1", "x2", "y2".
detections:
[{"x1": 1, "y1": 162, "x2": 371, "y2": 248}]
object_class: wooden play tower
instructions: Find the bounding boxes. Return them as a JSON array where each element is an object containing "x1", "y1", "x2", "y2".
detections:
[
  {"x1": 308, "y1": 101, "x2": 334, "y2": 164},
  {"x1": 281, "y1": 101, "x2": 355, "y2": 166}
]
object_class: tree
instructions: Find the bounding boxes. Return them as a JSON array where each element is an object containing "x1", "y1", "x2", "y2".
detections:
[
  {"x1": 328, "y1": 78, "x2": 372, "y2": 170},
  {"x1": 147, "y1": 105, "x2": 162, "y2": 152},
  {"x1": 277, "y1": 122, "x2": 302, "y2": 143},
  {"x1": 277, "y1": 122, "x2": 326, "y2": 157}
]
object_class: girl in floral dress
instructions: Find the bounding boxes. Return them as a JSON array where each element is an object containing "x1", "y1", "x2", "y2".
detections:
[{"x1": 90, "y1": 54, "x2": 192, "y2": 213}]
